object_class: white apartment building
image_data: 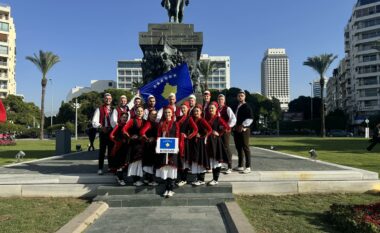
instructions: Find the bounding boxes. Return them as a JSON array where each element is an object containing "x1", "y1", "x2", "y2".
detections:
[
  {"x1": 199, "y1": 54, "x2": 230, "y2": 90},
  {"x1": 312, "y1": 77, "x2": 327, "y2": 98},
  {"x1": 337, "y1": 0, "x2": 380, "y2": 123},
  {"x1": 261, "y1": 48, "x2": 290, "y2": 111},
  {"x1": 117, "y1": 55, "x2": 231, "y2": 91},
  {"x1": 66, "y1": 80, "x2": 116, "y2": 102},
  {"x1": 0, "y1": 4, "x2": 16, "y2": 98}
]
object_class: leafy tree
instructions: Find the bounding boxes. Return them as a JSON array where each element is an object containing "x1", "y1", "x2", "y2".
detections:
[
  {"x1": 288, "y1": 96, "x2": 322, "y2": 120},
  {"x1": 304, "y1": 54, "x2": 337, "y2": 137},
  {"x1": 26, "y1": 50, "x2": 60, "y2": 139},
  {"x1": 2, "y1": 95, "x2": 40, "y2": 127}
]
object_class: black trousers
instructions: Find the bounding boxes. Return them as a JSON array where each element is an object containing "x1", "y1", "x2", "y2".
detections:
[
  {"x1": 367, "y1": 139, "x2": 380, "y2": 151},
  {"x1": 165, "y1": 178, "x2": 175, "y2": 191},
  {"x1": 222, "y1": 132, "x2": 232, "y2": 168},
  {"x1": 233, "y1": 128, "x2": 251, "y2": 168},
  {"x1": 98, "y1": 131, "x2": 114, "y2": 169}
]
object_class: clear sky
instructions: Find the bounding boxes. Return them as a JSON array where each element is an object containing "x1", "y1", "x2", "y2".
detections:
[{"x1": 4, "y1": 0, "x2": 357, "y2": 114}]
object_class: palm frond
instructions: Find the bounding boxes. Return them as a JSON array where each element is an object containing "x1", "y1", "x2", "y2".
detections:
[{"x1": 303, "y1": 54, "x2": 337, "y2": 78}]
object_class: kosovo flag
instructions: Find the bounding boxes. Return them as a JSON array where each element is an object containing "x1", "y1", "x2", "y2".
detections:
[{"x1": 139, "y1": 63, "x2": 193, "y2": 110}]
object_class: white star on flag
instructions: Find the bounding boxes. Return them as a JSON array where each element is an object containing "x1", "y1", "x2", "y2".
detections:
[{"x1": 154, "y1": 85, "x2": 157, "y2": 88}]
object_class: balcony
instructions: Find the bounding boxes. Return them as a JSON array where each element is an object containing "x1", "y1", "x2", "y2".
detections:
[{"x1": 0, "y1": 61, "x2": 7, "y2": 67}]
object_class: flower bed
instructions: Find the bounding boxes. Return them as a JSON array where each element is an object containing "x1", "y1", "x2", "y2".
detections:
[{"x1": 326, "y1": 203, "x2": 380, "y2": 233}]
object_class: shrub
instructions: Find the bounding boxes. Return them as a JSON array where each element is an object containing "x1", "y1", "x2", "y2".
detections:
[{"x1": 326, "y1": 203, "x2": 380, "y2": 233}]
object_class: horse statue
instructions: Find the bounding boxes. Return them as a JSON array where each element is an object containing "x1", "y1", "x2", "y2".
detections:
[{"x1": 161, "y1": 0, "x2": 190, "y2": 23}]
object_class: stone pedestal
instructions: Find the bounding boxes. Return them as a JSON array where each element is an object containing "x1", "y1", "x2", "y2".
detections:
[{"x1": 139, "y1": 23, "x2": 203, "y2": 91}]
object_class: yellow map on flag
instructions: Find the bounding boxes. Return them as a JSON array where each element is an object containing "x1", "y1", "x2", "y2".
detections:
[{"x1": 162, "y1": 83, "x2": 177, "y2": 99}]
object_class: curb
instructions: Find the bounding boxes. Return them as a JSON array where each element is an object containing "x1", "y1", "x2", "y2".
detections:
[
  {"x1": 219, "y1": 201, "x2": 255, "y2": 233},
  {"x1": 55, "y1": 201, "x2": 108, "y2": 233}
]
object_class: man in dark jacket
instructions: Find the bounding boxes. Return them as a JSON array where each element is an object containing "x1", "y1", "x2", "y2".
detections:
[{"x1": 233, "y1": 90, "x2": 253, "y2": 174}]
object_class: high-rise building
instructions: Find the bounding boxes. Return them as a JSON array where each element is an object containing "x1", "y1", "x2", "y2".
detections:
[
  {"x1": 332, "y1": 0, "x2": 380, "y2": 124},
  {"x1": 261, "y1": 48, "x2": 290, "y2": 111},
  {"x1": 117, "y1": 55, "x2": 230, "y2": 91},
  {"x1": 66, "y1": 80, "x2": 116, "y2": 102},
  {"x1": 0, "y1": 4, "x2": 16, "y2": 98}
]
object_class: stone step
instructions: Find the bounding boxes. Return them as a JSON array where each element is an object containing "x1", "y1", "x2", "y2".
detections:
[
  {"x1": 94, "y1": 193, "x2": 235, "y2": 207},
  {"x1": 97, "y1": 183, "x2": 233, "y2": 196}
]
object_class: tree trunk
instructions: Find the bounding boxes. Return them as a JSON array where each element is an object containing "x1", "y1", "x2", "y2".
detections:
[
  {"x1": 320, "y1": 77, "x2": 325, "y2": 138},
  {"x1": 40, "y1": 77, "x2": 47, "y2": 140}
]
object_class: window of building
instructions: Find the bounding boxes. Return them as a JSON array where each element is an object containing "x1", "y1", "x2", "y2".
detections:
[
  {"x1": 126, "y1": 84, "x2": 132, "y2": 88},
  {"x1": 119, "y1": 77, "x2": 124, "y2": 83},
  {"x1": 364, "y1": 100, "x2": 378, "y2": 107},
  {"x1": 119, "y1": 84, "x2": 125, "y2": 88},
  {"x1": 0, "y1": 46, "x2": 7, "y2": 55},
  {"x1": 118, "y1": 70, "x2": 124, "y2": 76},
  {"x1": 132, "y1": 70, "x2": 139, "y2": 76},
  {"x1": 0, "y1": 22, "x2": 8, "y2": 32},
  {"x1": 126, "y1": 70, "x2": 132, "y2": 75},
  {"x1": 108, "y1": 82, "x2": 113, "y2": 87}
]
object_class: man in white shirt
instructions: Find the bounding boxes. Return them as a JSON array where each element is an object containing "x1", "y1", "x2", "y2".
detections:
[
  {"x1": 92, "y1": 93, "x2": 114, "y2": 175},
  {"x1": 217, "y1": 94, "x2": 237, "y2": 174}
]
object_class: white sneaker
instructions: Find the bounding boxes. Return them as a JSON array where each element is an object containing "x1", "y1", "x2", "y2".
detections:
[
  {"x1": 163, "y1": 190, "x2": 169, "y2": 197},
  {"x1": 143, "y1": 179, "x2": 149, "y2": 184},
  {"x1": 167, "y1": 191, "x2": 175, "y2": 197},
  {"x1": 119, "y1": 180, "x2": 126, "y2": 186},
  {"x1": 206, "y1": 169, "x2": 212, "y2": 173},
  {"x1": 225, "y1": 169, "x2": 232, "y2": 174},
  {"x1": 177, "y1": 181, "x2": 187, "y2": 187},
  {"x1": 148, "y1": 181, "x2": 159, "y2": 186},
  {"x1": 233, "y1": 167, "x2": 244, "y2": 172},
  {"x1": 192, "y1": 181, "x2": 205, "y2": 186},
  {"x1": 97, "y1": 169, "x2": 103, "y2": 175},
  {"x1": 134, "y1": 181, "x2": 144, "y2": 186},
  {"x1": 241, "y1": 167, "x2": 251, "y2": 174},
  {"x1": 208, "y1": 180, "x2": 218, "y2": 186}
]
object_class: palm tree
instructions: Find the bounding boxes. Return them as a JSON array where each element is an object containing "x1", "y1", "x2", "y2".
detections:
[
  {"x1": 132, "y1": 80, "x2": 144, "y2": 95},
  {"x1": 26, "y1": 50, "x2": 60, "y2": 139},
  {"x1": 198, "y1": 60, "x2": 217, "y2": 91},
  {"x1": 304, "y1": 54, "x2": 337, "y2": 137}
]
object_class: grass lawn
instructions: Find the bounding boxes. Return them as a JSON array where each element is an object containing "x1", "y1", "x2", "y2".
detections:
[
  {"x1": 0, "y1": 138, "x2": 98, "y2": 166},
  {"x1": 0, "y1": 197, "x2": 89, "y2": 233},
  {"x1": 237, "y1": 193, "x2": 380, "y2": 233},
  {"x1": 251, "y1": 137, "x2": 380, "y2": 174}
]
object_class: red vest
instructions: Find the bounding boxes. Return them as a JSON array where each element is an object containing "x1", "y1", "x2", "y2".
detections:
[
  {"x1": 99, "y1": 105, "x2": 112, "y2": 127},
  {"x1": 116, "y1": 106, "x2": 129, "y2": 120},
  {"x1": 219, "y1": 105, "x2": 229, "y2": 123}
]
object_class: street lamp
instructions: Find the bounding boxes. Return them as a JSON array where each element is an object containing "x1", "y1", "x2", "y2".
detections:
[
  {"x1": 309, "y1": 82, "x2": 313, "y2": 120},
  {"x1": 365, "y1": 118, "x2": 370, "y2": 139},
  {"x1": 72, "y1": 98, "x2": 80, "y2": 140},
  {"x1": 49, "y1": 78, "x2": 53, "y2": 127}
]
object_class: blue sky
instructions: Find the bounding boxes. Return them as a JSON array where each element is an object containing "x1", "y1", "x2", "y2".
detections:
[{"x1": 5, "y1": 0, "x2": 357, "y2": 114}]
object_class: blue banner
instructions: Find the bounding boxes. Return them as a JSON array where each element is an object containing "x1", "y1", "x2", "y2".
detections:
[{"x1": 139, "y1": 63, "x2": 193, "y2": 110}]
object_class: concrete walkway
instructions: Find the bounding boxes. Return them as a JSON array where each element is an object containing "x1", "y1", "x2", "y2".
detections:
[{"x1": 84, "y1": 206, "x2": 229, "y2": 233}]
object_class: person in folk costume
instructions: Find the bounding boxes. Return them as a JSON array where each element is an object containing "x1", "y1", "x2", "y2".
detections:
[
  {"x1": 143, "y1": 95, "x2": 157, "y2": 120},
  {"x1": 233, "y1": 90, "x2": 254, "y2": 174},
  {"x1": 140, "y1": 109, "x2": 159, "y2": 186},
  {"x1": 206, "y1": 101, "x2": 230, "y2": 186},
  {"x1": 190, "y1": 105, "x2": 212, "y2": 186},
  {"x1": 111, "y1": 95, "x2": 131, "y2": 128},
  {"x1": 176, "y1": 101, "x2": 198, "y2": 187},
  {"x1": 217, "y1": 94, "x2": 237, "y2": 174},
  {"x1": 157, "y1": 93, "x2": 182, "y2": 122},
  {"x1": 92, "y1": 93, "x2": 115, "y2": 175},
  {"x1": 122, "y1": 105, "x2": 145, "y2": 186},
  {"x1": 156, "y1": 106, "x2": 180, "y2": 198},
  {"x1": 202, "y1": 90, "x2": 212, "y2": 120},
  {"x1": 188, "y1": 94, "x2": 197, "y2": 116},
  {"x1": 109, "y1": 112, "x2": 129, "y2": 186},
  {"x1": 129, "y1": 96, "x2": 143, "y2": 119}
]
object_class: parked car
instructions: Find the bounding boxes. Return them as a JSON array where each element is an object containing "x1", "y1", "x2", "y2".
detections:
[{"x1": 327, "y1": 129, "x2": 353, "y2": 137}]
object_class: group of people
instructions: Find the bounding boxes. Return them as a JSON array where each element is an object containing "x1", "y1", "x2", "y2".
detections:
[{"x1": 91, "y1": 89, "x2": 253, "y2": 198}]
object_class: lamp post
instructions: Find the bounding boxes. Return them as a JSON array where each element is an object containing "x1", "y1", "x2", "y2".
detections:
[
  {"x1": 365, "y1": 118, "x2": 370, "y2": 139},
  {"x1": 309, "y1": 82, "x2": 313, "y2": 120},
  {"x1": 49, "y1": 78, "x2": 53, "y2": 127},
  {"x1": 72, "y1": 98, "x2": 80, "y2": 140}
]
